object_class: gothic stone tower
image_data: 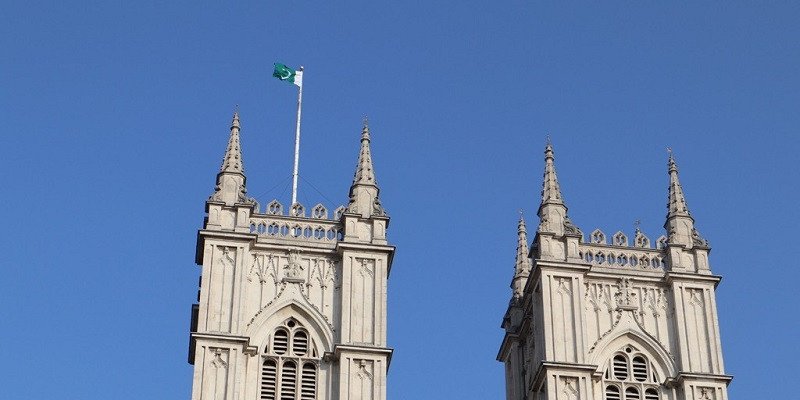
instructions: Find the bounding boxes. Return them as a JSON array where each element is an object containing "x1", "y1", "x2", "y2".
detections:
[
  {"x1": 498, "y1": 143, "x2": 731, "y2": 400},
  {"x1": 189, "y1": 112, "x2": 394, "y2": 400}
]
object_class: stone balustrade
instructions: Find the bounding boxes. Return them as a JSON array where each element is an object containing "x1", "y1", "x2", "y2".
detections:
[
  {"x1": 578, "y1": 228, "x2": 668, "y2": 270},
  {"x1": 248, "y1": 200, "x2": 344, "y2": 244}
]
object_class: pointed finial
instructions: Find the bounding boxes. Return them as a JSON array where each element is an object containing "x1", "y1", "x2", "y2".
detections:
[
  {"x1": 220, "y1": 108, "x2": 244, "y2": 174},
  {"x1": 209, "y1": 110, "x2": 249, "y2": 206},
  {"x1": 634, "y1": 220, "x2": 641, "y2": 232},
  {"x1": 512, "y1": 214, "x2": 532, "y2": 298},
  {"x1": 546, "y1": 134, "x2": 551, "y2": 146},
  {"x1": 541, "y1": 139, "x2": 562, "y2": 204},
  {"x1": 231, "y1": 107, "x2": 240, "y2": 129},
  {"x1": 667, "y1": 148, "x2": 678, "y2": 173},
  {"x1": 347, "y1": 121, "x2": 383, "y2": 217},
  {"x1": 361, "y1": 117, "x2": 371, "y2": 142},
  {"x1": 667, "y1": 151, "x2": 689, "y2": 217}
]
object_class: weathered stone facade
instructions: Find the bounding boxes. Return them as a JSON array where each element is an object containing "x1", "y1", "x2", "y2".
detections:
[
  {"x1": 498, "y1": 143, "x2": 731, "y2": 400},
  {"x1": 188, "y1": 112, "x2": 394, "y2": 400}
]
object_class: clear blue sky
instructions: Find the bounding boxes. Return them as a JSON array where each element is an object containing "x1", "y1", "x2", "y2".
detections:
[{"x1": 2, "y1": 1, "x2": 798, "y2": 398}]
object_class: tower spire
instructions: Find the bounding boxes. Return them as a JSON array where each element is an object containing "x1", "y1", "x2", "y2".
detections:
[
  {"x1": 537, "y1": 140, "x2": 574, "y2": 237},
  {"x1": 512, "y1": 213, "x2": 532, "y2": 299},
  {"x1": 346, "y1": 120, "x2": 385, "y2": 218},
  {"x1": 209, "y1": 109, "x2": 249, "y2": 206},
  {"x1": 352, "y1": 119, "x2": 377, "y2": 186},
  {"x1": 220, "y1": 110, "x2": 244, "y2": 174},
  {"x1": 667, "y1": 152, "x2": 689, "y2": 218},
  {"x1": 664, "y1": 151, "x2": 706, "y2": 248},
  {"x1": 541, "y1": 141, "x2": 563, "y2": 205}
]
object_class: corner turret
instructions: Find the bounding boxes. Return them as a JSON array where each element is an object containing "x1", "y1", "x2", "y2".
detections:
[
  {"x1": 341, "y1": 121, "x2": 389, "y2": 244},
  {"x1": 205, "y1": 109, "x2": 258, "y2": 232},
  {"x1": 511, "y1": 214, "x2": 532, "y2": 300},
  {"x1": 534, "y1": 140, "x2": 582, "y2": 261},
  {"x1": 664, "y1": 151, "x2": 711, "y2": 272}
]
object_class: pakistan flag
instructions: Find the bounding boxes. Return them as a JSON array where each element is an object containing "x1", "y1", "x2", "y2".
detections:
[{"x1": 273, "y1": 63, "x2": 303, "y2": 87}]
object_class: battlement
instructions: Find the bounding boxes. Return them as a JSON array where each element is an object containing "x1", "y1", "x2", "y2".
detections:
[
  {"x1": 578, "y1": 228, "x2": 668, "y2": 271},
  {"x1": 248, "y1": 200, "x2": 345, "y2": 246}
]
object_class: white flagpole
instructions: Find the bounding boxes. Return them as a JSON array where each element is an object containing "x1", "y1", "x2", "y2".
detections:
[{"x1": 291, "y1": 66, "x2": 303, "y2": 206}]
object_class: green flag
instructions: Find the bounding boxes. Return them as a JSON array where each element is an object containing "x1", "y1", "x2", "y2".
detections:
[{"x1": 273, "y1": 63, "x2": 303, "y2": 87}]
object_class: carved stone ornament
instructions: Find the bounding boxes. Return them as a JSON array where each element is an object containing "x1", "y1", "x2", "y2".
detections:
[
  {"x1": 561, "y1": 377, "x2": 578, "y2": 400},
  {"x1": 613, "y1": 231, "x2": 628, "y2": 246},
  {"x1": 283, "y1": 249, "x2": 304, "y2": 282},
  {"x1": 590, "y1": 229, "x2": 606, "y2": 244},
  {"x1": 537, "y1": 214, "x2": 549, "y2": 233},
  {"x1": 266, "y1": 199, "x2": 283, "y2": 215},
  {"x1": 691, "y1": 228, "x2": 709, "y2": 247},
  {"x1": 345, "y1": 198, "x2": 357, "y2": 214},
  {"x1": 208, "y1": 189, "x2": 223, "y2": 202},
  {"x1": 311, "y1": 203, "x2": 328, "y2": 219},
  {"x1": 372, "y1": 197, "x2": 386, "y2": 216},
  {"x1": 615, "y1": 278, "x2": 638, "y2": 311},
  {"x1": 290, "y1": 202, "x2": 305, "y2": 217},
  {"x1": 334, "y1": 206, "x2": 346, "y2": 219},
  {"x1": 210, "y1": 348, "x2": 228, "y2": 369},
  {"x1": 634, "y1": 230, "x2": 651, "y2": 248},
  {"x1": 563, "y1": 215, "x2": 582, "y2": 237}
]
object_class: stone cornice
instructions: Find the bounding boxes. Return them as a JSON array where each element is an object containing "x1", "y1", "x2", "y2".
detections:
[
  {"x1": 497, "y1": 332, "x2": 520, "y2": 361},
  {"x1": 666, "y1": 271, "x2": 723, "y2": 287},
  {"x1": 531, "y1": 361, "x2": 598, "y2": 391},
  {"x1": 585, "y1": 270, "x2": 668, "y2": 284},
  {"x1": 534, "y1": 259, "x2": 591, "y2": 273},
  {"x1": 195, "y1": 230, "x2": 258, "y2": 265},
  {"x1": 336, "y1": 242, "x2": 396, "y2": 274},
  {"x1": 673, "y1": 372, "x2": 734, "y2": 385},
  {"x1": 331, "y1": 344, "x2": 394, "y2": 369},
  {"x1": 190, "y1": 332, "x2": 259, "y2": 355},
  {"x1": 524, "y1": 260, "x2": 590, "y2": 294}
]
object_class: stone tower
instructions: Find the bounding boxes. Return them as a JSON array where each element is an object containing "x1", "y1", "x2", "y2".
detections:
[
  {"x1": 498, "y1": 143, "x2": 731, "y2": 400},
  {"x1": 188, "y1": 112, "x2": 395, "y2": 400}
]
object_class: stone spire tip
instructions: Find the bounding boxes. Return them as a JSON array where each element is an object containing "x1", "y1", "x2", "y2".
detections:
[
  {"x1": 668, "y1": 149, "x2": 678, "y2": 174},
  {"x1": 232, "y1": 107, "x2": 240, "y2": 129},
  {"x1": 667, "y1": 151, "x2": 689, "y2": 218},
  {"x1": 361, "y1": 117, "x2": 370, "y2": 141},
  {"x1": 220, "y1": 109, "x2": 244, "y2": 174},
  {"x1": 347, "y1": 120, "x2": 385, "y2": 217},
  {"x1": 541, "y1": 139, "x2": 563, "y2": 205},
  {"x1": 512, "y1": 214, "x2": 532, "y2": 298}
]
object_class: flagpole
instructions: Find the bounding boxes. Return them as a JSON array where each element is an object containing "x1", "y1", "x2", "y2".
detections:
[{"x1": 291, "y1": 66, "x2": 303, "y2": 206}]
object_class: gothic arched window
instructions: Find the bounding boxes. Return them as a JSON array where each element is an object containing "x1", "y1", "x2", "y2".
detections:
[
  {"x1": 261, "y1": 319, "x2": 319, "y2": 400},
  {"x1": 603, "y1": 347, "x2": 661, "y2": 400}
]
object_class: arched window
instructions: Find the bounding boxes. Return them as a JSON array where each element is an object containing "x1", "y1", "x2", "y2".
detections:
[
  {"x1": 603, "y1": 346, "x2": 662, "y2": 400},
  {"x1": 260, "y1": 319, "x2": 319, "y2": 400}
]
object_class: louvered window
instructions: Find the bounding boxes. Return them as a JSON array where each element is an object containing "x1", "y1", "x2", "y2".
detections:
[
  {"x1": 273, "y1": 329, "x2": 289, "y2": 355},
  {"x1": 261, "y1": 359, "x2": 277, "y2": 400},
  {"x1": 293, "y1": 331, "x2": 308, "y2": 356},
  {"x1": 280, "y1": 361, "x2": 297, "y2": 400},
  {"x1": 260, "y1": 319, "x2": 319, "y2": 400},
  {"x1": 613, "y1": 355, "x2": 629, "y2": 380},
  {"x1": 300, "y1": 362, "x2": 316, "y2": 400},
  {"x1": 632, "y1": 356, "x2": 648, "y2": 382},
  {"x1": 602, "y1": 347, "x2": 662, "y2": 400},
  {"x1": 625, "y1": 387, "x2": 640, "y2": 400},
  {"x1": 606, "y1": 385, "x2": 621, "y2": 400}
]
